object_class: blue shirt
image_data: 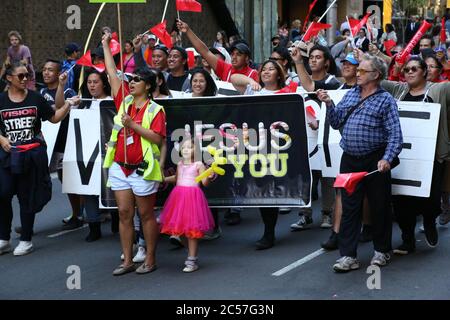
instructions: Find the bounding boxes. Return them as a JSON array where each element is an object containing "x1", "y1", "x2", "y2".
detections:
[{"x1": 326, "y1": 86, "x2": 403, "y2": 163}]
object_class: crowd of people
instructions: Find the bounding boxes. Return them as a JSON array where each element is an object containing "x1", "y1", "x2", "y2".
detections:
[{"x1": 1, "y1": 11, "x2": 450, "y2": 275}]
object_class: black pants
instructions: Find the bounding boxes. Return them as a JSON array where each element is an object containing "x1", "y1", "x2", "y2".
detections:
[
  {"x1": 392, "y1": 160, "x2": 444, "y2": 243},
  {"x1": 339, "y1": 150, "x2": 393, "y2": 257},
  {"x1": 0, "y1": 167, "x2": 36, "y2": 242},
  {"x1": 260, "y1": 208, "x2": 278, "y2": 237}
]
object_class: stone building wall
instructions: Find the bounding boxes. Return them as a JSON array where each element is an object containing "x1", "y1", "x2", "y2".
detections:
[{"x1": 0, "y1": 0, "x2": 220, "y2": 71}]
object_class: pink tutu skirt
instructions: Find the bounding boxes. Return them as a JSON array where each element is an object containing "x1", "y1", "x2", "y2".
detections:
[{"x1": 160, "y1": 186, "x2": 215, "y2": 238}]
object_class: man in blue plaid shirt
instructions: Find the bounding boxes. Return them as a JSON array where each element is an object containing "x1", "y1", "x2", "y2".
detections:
[{"x1": 317, "y1": 53, "x2": 403, "y2": 273}]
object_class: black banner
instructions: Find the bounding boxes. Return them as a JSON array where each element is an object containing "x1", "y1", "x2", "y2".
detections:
[{"x1": 100, "y1": 94, "x2": 311, "y2": 208}]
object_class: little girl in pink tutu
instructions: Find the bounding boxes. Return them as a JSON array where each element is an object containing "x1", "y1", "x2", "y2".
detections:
[{"x1": 160, "y1": 138, "x2": 215, "y2": 272}]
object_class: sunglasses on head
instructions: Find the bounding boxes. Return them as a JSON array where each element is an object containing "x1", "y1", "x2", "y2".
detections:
[
  {"x1": 12, "y1": 73, "x2": 29, "y2": 81},
  {"x1": 403, "y1": 66, "x2": 421, "y2": 73}
]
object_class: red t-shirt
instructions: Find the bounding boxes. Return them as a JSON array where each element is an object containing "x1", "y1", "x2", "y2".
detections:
[
  {"x1": 215, "y1": 59, "x2": 259, "y2": 82},
  {"x1": 113, "y1": 85, "x2": 166, "y2": 176}
]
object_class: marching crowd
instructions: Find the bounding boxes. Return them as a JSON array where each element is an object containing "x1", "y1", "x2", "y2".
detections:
[{"x1": 1, "y1": 11, "x2": 450, "y2": 275}]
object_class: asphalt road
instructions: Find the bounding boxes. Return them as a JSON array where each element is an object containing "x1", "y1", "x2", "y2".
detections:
[{"x1": 1, "y1": 178, "x2": 449, "y2": 301}]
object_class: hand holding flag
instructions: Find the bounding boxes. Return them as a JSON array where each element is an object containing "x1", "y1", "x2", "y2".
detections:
[{"x1": 333, "y1": 170, "x2": 378, "y2": 195}]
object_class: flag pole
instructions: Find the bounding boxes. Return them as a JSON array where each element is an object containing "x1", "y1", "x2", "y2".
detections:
[
  {"x1": 365, "y1": 169, "x2": 379, "y2": 176},
  {"x1": 301, "y1": 0, "x2": 337, "y2": 42},
  {"x1": 155, "y1": 0, "x2": 170, "y2": 45},
  {"x1": 346, "y1": 16, "x2": 357, "y2": 49},
  {"x1": 117, "y1": 3, "x2": 127, "y2": 164},
  {"x1": 79, "y1": 3, "x2": 107, "y2": 93}
]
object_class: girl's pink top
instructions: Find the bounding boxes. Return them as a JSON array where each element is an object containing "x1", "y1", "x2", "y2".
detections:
[{"x1": 177, "y1": 161, "x2": 202, "y2": 187}]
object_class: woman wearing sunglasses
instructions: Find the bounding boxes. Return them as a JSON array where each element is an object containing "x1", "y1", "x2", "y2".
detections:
[
  {"x1": 102, "y1": 33, "x2": 166, "y2": 276},
  {"x1": 0, "y1": 62, "x2": 74, "y2": 256},
  {"x1": 382, "y1": 56, "x2": 450, "y2": 254}
]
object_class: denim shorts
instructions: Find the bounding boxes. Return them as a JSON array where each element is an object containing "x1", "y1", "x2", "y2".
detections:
[{"x1": 108, "y1": 162, "x2": 159, "y2": 196}]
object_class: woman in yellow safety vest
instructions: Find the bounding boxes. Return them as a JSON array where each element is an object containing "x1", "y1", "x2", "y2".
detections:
[{"x1": 102, "y1": 32, "x2": 166, "y2": 276}]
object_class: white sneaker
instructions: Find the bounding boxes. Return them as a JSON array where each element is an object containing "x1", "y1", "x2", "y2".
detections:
[
  {"x1": 120, "y1": 244, "x2": 137, "y2": 261},
  {"x1": 13, "y1": 241, "x2": 34, "y2": 256},
  {"x1": 0, "y1": 240, "x2": 12, "y2": 255},
  {"x1": 333, "y1": 256, "x2": 360, "y2": 273},
  {"x1": 370, "y1": 251, "x2": 391, "y2": 266},
  {"x1": 132, "y1": 246, "x2": 146, "y2": 263},
  {"x1": 183, "y1": 257, "x2": 199, "y2": 273},
  {"x1": 320, "y1": 214, "x2": 333, "y2": 229}
]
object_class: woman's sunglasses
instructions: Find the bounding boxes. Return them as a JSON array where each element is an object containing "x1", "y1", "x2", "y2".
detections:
[
  {"x1": 403, "y1": 66, "x2": 421, "y2": 73},
  {"x1": 12, "y1": 73, "x2": 29, "y2": 81},
  {"x1": 127, "y1": 75, "x2": 145, "y2": 83}
]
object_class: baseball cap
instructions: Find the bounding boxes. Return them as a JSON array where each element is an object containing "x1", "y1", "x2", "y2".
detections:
[
  {"x1": 148, "y1": 34, "x2": 157, "y2": 41},
  {"x1": 230, "y1": 42, "x2": 251, "y2": 56},
  {"x1": 343, "y1": 53, "x2": 358, "y2": 65},
  {"x1": 65, "y1": 42, "x2": 81, "y2": 55},
  {"x1": 91, "y1": 46, "x2": 105, "y2": 59}
]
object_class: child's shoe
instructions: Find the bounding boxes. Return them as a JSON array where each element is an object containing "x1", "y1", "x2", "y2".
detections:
[{"x1": 182, "y1": 256, "x2": 199, "y2": 273}]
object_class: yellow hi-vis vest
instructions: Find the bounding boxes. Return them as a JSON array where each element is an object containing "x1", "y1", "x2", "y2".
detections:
[{"x1": 103, "y1": 95, "x2": 165, "y2": 182}]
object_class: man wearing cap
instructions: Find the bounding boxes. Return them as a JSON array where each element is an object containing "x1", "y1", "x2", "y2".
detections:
[
  {"x1": 142, "y1": 34, "x2": 157, "y2": 67},
  {"x1": 176, "y1": 19, "x2": 259, "y2": 83},
  {"x1": 62, "y1": 43, "x2": 82, "y2": 91}
]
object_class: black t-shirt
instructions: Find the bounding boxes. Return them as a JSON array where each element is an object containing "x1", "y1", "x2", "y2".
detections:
[
  {"x1": 40, "y1": 87, "x2": 76, "y2": 152},
  {"x1": 167, "y1": 73, "x2": 189, "y2": 91},
  {"x1": 403, "y1": 92, "x2": 434, "y2": 103},
  {"x1": 314, "y1": 75, "x2": 342, "y2": 90},
  {"x1": 0, "y1": 90, "x2": 55, "y2": 143}
]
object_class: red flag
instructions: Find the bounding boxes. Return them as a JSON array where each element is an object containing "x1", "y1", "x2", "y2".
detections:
[
  {"x1": 350, "y1": 12, "x2": 371, "y2": 37},
  {"x1": 441, "y1": 17, "x2": 447, "y2": 44},
  {"x1": 150, "y1": 21, "x2": 173, "y2": 49},
  {"x1": 111, "y1": 32, "x2": 119, "y2": 42},
  {"x1": 333, "y1": 171, "x2": 368, "y2": 195},
  {"x1": 303, "y1": 0, "x2": 319, "y2": 32},
  {"x1": 76, "y1": 50, "x2": 106, "y2": 73},
  {"x1": 176, "y1": 0, "x2": 202, "y2": 12},
  {"x1": 110, "y1": 39, "x2": 121, "y2": 56},
  {"x1": 187, "y1": 50, "x2": 195, "y2": 69},
  {"x1": 303, "y1": 22, "x2": 331, "y2": 42},
  {"x1": 275, "y1": 82, "x2": 298, "y2": 94},
  {"x1": 384, "y1": 39, "x2": 396, "y2": 57}
]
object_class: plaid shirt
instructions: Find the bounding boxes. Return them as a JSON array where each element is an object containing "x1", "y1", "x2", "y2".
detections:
[{"x1": 326, "y1": 86, "x2": 403, "y2": 163}]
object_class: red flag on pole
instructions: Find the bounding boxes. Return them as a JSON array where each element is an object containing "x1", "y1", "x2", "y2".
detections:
[
  {"x1": 303, "y1": 22, "x2": 331, "y2": 42},
  {"x1": 275, "y1": 82, "x2": 298, "y2": 94},
  {"x1": 14, "y1": 142, "x2": 41, "y2": 152},
  {"x1": 306, "y1": 106, "x2": 316, "y2": 118},
  {"x1": 187, "y1": 50, "x2": 195, "y2": 69},
  {"x1": 76, "y1": 50, "x2": 106, "y2": 73},
  {"x1": 350, "y1": 12, "x2": 371, "y2": 37},
  {"x1": 150, "y1": 21, "x2": 173, "y2": 49},
  {"x1": 384, "y1": 39, "x2": 396, "y2": 57},
  {"x1": 303, "y1": 0, "x2": 319, "y2": 32},
  {"x1": 176, "y1": 0, "x2": 202, "y2": 12},
  {"x1": 333, "y1": 171, "x2": 368, "y2": 195},
  {"x1": 441, "y1": 17, "x2": 447, "y2": 44}
]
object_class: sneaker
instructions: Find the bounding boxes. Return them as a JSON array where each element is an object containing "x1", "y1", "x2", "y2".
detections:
[
  {"x1": 439, "y1": 212, "x2": 450, "y2": 225},
  {"x1": 333, "y1": 256, "x2": 360, "y2": 273},
  {"x1": 62, "y1": 214, "x2": 84, "y2": 225},
  {"x1": 424, "y1": 224, "x2": 439, "y2": 248},
  {"x1": 170, "y1": 235, "x2": 184, "y2": 247},
  {"x1": 120, "y1": 244, "x2": 137, "y2": 260},
  {"x1": 183, "y1": 258, "x2": 199, "y2": 273},
  {"x1": 321, "y1": 231, "x2": 338, "y2": 250},
  {"x1": 61, "y1": 217, "x2": 84, "y2": 231},
  {"x1": 13, "y1": 241, "x2": 34, "y2": 256},
  {"x1": 393, "y1": 242, "x2": 416, "y2": 255},
  {"x1": 290, "y1": 215, "x2": 313, "y2": 231},
  {"x1": 320, "y1": 214, "x2": 332, "y2": 229},
  {"x1": 0, "y1": 240, "x2": 12, "y2": 255},
  {"x1": 132, "y1": 246, "x2": 146, "y2": 263},
  {"x1": 359, "y1": 225, "x2": 373, "y2": 242},
  {"x1": 202, "y1": 227, "x2": 222, "y2": 241},
  {"x1": 278, "y1": 207, "x2": 292, "y2": 214},
  {"x1": 370, "y1": 251, "x2": 391, "y2": 266}
]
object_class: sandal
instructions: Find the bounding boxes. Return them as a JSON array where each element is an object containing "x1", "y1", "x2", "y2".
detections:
[
  {"x1": 136, "y1": 263, "x2": 158, "y2": 274},
  {"x1": 112, "y1": 264, "x2": 136, "y2": 276}
]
